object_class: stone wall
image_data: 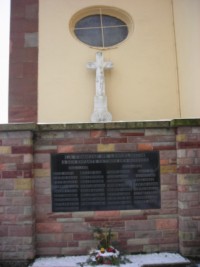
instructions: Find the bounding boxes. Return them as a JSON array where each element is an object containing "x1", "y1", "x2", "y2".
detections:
[
  {"x1": 0, "y1": 126, "x2": 35, "y2": 261},
  {"x1": 0, "y1": 120, "x2": 200, "y2": 261}
]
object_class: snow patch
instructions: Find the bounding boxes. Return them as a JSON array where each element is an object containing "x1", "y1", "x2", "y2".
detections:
[{"x1": 29, "y1": 252, "x2": 190, "y2": 267}]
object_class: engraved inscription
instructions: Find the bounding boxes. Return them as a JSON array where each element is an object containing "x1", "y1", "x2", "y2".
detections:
[{"x1": 51, "y1": 152, "x2": 160, "y2": 212}]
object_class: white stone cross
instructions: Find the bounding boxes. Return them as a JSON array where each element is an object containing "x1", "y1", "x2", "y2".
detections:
[
  {"x1": 87, "y1": 51, "x2": 113, "y2": 97},
  {"x1": 87, "y1": 52, "x2": 113, "y2": 122}
]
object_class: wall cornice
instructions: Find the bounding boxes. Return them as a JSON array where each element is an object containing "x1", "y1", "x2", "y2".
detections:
[{"x1": 1, "y1": 119, "x2": 200, "y2": 132}]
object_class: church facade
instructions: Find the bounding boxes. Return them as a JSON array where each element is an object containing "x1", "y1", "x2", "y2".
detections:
[
  {"x1": 1, "y1": 0, "x2": 200, "y2": 265},
  {"x1": 9, "y1": 0, "x2": 200, "y2": 123}
]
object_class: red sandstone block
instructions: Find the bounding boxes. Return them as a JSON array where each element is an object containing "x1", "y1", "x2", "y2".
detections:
[
  {"x1": 11, "y1": 4, "x2": 25, "y2": 19},
  {"x1": 177, "y1": 127, "x2": 192, "y2": 134},
  {"x1": 90, "y1": 221, "x2": 125, "y2": 228},
  {"x1": 57, "y1": 145, "x2": 74, "y2": 153},
  {"x1": 7, "y1": 131, "x2": 32, "y2": 139},
  {"x1": 55, "y1": 138, "x2": 83, "y2": 145},
  {"x1": 63, "y1": 223, "x2": 88, "y2": 233},
  {"x1": 179, "y1": 218, "x2": 198, "y2": 231},
  {"x1": 143, "y1": 211, "x2": 159, "y2": 216},
  {"x1": 178, "y1": 142, "x2": 200, "y2": 149},
  {"x1": 0, "y1": 197, "x2": 12, "y2": 206},
  {"x1": 106, "y1": 130, "x2": 122, "y2": 137},
  {"x1": 153, "y1": 145, "x2": 176, "y2": 150},
  {"x1": 35, "y1": 177, "x2": 51, "y2": 188},
  {"x1": 177, "y1": 158, "x2": 194, "y2": 165},
  {"x1": 23, "y1": 62, "x2": 38, "y2": 76},
  {"x1": 101, "y1": 137, "x2": 127, "y2": 144},
  {"x1": 95, "y1": 210, "x2": 120, "y2": 218},
  {"x1": 177, "y1": 166, "x2": 190, "y2": 173},
  {"x1": 150, "y1": 236, "x2": 178, "y2": 245},
  {"x1": 190, "y1": 166, "x2": 200, "y2": 173},
  {"x1": 10, "y1": 35, "x2": 24, "y2": 49},
  {"x1": 9, "y1": 225, "x2": 33, "y2": 237},
  {"x1": 10, "y1": 18, "x2": 27, "y2": 33},
  {"x1": 24, "y1": 20, "x2": 38, "y2": 32},
  {"x1": 161, "y1": 199, "x2": 178, "y2": 208},
  {"x1": 118, "y1": 231, "x2": 135, "y2": 239},
  {"x1": 0, "y1": 226, "x2": 8, "y2": 236},
  {"x1": 160, "y1": 150, "x2": 177, "y2": 159},
  {"x1": 36, "y1": 223, "x2": 63, "y2": 233},
  {"x1": 73, "y1": 232, "x2": 93, "y2": 240},
  {"x1": 178, "y1": 185, "x2": 188, "y2": 192},
  {"x1": 49, "y1": 213, "x2": 72, "y2": 220},
  {"x1": 90, "y1": 130, "x2": 106, "y2": 138},
  {"x1": 162, "y1": 229, "x2": 178, "y2": 238},
  {"x1": 23, "y1": 47, "x2": 38, "y2": 62},
  {"x1": 34, "y1": 153, "x2": 50, "y2": 163},
  {"x1": 178, "y1": 192, "x2": 199, "y2": 202},
  {"x1": 120, "y1": 131, "x2": 144, "y2": 137},
  {"x1": 127, "y1": 136, "x2": 154, "y2": 143},
  {"x1": 160, "y1": 159, "x2": 169, "y2": 165},
  {"x1": 84, "y1": 138, "x2": 100, "y2": 144},
  {"x1": 156, "y1": 218, "x2": 178, "y2": 230},
  {"x1": 0, "y1": 155, "x2": 24, "y2": 164},
  {"x1": 36, "y1": 195, "x2": 51, "y2": 205},
  {"x1": 0, "y1": 214, "x2": 17, "y2": 222},
  {"x1": 74, "y1": 144, "x2": 97, "y2": 153},
  {"x1": 37, "y1": 247, "x2": 61, "y2": 255},
  {"x1": 9, "y1": 64, "x2": 24, "y2": 79},
  {"x1": 24, "y1": 170, "x2": 32, "y2": 178},
  {"x1": 137, "y1": 143, "x2": 153, "y2": 151},
  {"x1": 115, "y1": 143, "x2": 137, "y2": 152},
  {"x1": 67, "y1": 241, "x2": 79, "y2": 247},
  {"x1": 12, "y1": 197, "x2": 32, "y2": 206},
  {"x1": 126, "y1": 245, "x2": 143, "y2": 253},
  {"x1": 10, "y1": 48, "x2": 25, "y2": 63},
  {"x1": 182, "y1": 240, "x2": 200, "y2": 247},
  {"x1": 120, "y1": 215, "x2": 147, "y2": 221},
  {"x1": 0, "y1": 180, "x2": 14, "y2": 190},
  {"x1": 126, "y1": 220, "x2": 155, "y2": 231},
  {"x1": 12, "y1": 146, "x2": 33, "y2": 154},
  {"x1": 2, "y1": 171, "x2": 23, "y2": 178},
  {"x1": 37, "y1": 241, "x2": 69, "y2": 248},
  {"x1": 6, "y1": 206, "x2": 24, "y2": 214},
  {"x1": 162, "y1": 191, "x2": 177, "y2": 200},
  {"x1": 85, "y1": 217, "x2": 107, "y2": 223},
  {"x1": 25, "y1": 3, "x2": 38, "y2": 20}
]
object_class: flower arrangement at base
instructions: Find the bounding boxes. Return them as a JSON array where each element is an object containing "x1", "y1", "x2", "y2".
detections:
[
  {"x1": 79, "y1": 227, "x2": 131, "y2": 266},
  {"x1": 87, "y1": 246, "x2": 120, "y2": 265}
]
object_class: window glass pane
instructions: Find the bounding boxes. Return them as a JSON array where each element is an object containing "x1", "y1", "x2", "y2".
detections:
[
  {"x1": 102, "y1": 15, "x2": 126, "y2": 27},
  {"x1": 103, "y1": 26, "x2": 128, "y2": 47},
  {"x1": 75, "y1": 28, "x2": 103, "y2": 46},
  {"x1": 75, "y1": 15, "x2": 101, "y2": 28}
]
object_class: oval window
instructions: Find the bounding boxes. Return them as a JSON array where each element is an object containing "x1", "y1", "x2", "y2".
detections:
[{"x1": 70, "y1": 7, "x2": 133, "y2": 48}]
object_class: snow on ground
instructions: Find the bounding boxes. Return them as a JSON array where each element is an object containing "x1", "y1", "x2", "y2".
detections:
[{"x1": 29, "y1": 252, "x2": 192, "y2": 267}]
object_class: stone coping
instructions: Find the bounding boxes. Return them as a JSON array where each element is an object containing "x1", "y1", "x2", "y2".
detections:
[{"x1": 0, "y1": 119, "x2": 200, "y2": 131}]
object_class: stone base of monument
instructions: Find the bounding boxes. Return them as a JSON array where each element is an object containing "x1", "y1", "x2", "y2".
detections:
[
  {"x1": 0, "y1": 260, "x2": 32, "y2": 267},
  {"x1": 142, "y1": 263, "x2": 191, "y2": 267},
  {"x1": 91, "y1": 96, "x2": 112, "y2": 122}
]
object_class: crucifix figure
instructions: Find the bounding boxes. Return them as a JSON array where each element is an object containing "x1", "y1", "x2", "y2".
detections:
[{"x1": 87, "y1": 52, "x2": 113, "y2": 122}]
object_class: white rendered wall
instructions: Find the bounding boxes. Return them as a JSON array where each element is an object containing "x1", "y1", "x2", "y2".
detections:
[{"x1": 173, "y1": 0, "x2": 200, "y2": 118}]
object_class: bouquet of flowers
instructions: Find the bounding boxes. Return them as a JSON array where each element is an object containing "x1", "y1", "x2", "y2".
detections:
[{"x1": 80, "y1": 227, "x2": 131, "y2": 266}]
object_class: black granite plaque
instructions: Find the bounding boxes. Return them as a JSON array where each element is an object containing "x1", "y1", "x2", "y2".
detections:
[{"x1": 51, "y1": 152, "x2": 160, "y2": 212}]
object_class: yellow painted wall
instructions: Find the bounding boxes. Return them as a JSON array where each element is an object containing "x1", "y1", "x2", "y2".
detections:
[
  {"x1": 173, "y1": 0, "x2": 200, "y2": 118},
  {"x1": 38, "y1": 0, "x2": 180, "y2": 123}
]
